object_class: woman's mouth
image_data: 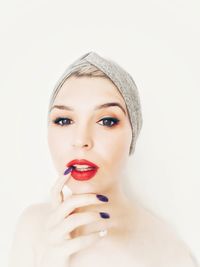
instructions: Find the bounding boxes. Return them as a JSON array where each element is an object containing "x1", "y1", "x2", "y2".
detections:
[
  {"x1": 66, "y1": 159, "x2": 99, "y2": 181},
  {"x1": 71, "y1": 166, "x2": 98, "y2": 181}
]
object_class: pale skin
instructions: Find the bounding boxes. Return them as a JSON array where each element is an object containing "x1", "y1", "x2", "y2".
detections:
[{"x1": 9, "y1": 76, "x2": 198, "y2": 267}]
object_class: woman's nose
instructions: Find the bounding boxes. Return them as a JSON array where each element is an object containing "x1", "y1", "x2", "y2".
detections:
[
  {"x1": 72, "y1": 126, "x2": 93, "y2": 150},
  {"x1": 72, "y1": 142, "x2": 92, "y2": 150}
]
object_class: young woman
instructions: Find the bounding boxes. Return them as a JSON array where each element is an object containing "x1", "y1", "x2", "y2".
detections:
[{"x1": 9, "y1": 52, "x2": 199, "y2": 267}]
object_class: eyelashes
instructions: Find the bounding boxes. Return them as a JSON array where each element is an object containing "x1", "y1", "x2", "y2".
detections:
[
  {"x1": 52, "y1": 117, "x2": 120, "y2": 128},
  {"x1": 53, "y1": 117, "x2": 72, "y2": 126},
  {"x1": 98, "y1": 117, "x2": 120, "y2": 127}
]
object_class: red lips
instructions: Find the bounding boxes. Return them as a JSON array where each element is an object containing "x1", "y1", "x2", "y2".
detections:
[
  {"x1": 67, "y1": 159, "x2": 99, "y2": 168},
  {"x1": 66, "y1": 159, "x2": 99, "y2": 181}
]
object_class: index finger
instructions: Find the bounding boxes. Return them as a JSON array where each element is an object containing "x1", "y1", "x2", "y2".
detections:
[{"x1": 50, "y1": 166, "x2": 73, "y2": 209}]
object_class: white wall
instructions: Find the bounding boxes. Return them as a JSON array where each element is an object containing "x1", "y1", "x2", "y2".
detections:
[{"x1": 0, "y1": 0, "x2": 199, "y2": 266}]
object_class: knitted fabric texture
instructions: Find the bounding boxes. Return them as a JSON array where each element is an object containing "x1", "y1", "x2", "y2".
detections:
[{"x1": 47, "y1": 51, "x2": 143, "y2": 155}]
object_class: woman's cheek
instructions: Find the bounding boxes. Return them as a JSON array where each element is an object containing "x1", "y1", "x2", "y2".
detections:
[
  {"x1": 93, "y1": 137, "x2": 128, "y2": 175},
  {"x1": 48, "y1": 130, "x2": 65, "y2": 170}
]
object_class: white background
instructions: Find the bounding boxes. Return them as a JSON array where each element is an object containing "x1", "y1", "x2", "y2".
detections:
[{"x1": 0, "y1": 0, "x2": 199, "y2": 266}]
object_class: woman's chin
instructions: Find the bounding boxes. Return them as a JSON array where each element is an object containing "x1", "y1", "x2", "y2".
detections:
[
  {"x1": 66, "y1": 179, "x2": 111, "y2": 195},
  {"x1": 66, "y1": 180, "x2": 97, "y2": 194}
]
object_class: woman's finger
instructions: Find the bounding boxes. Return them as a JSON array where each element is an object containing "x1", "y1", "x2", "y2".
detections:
[
  {"x1": 48, "y1": 211, "x2": 104, "y2": 244},
  {"x1": 50, "y1": 167, "x2": 73, "y2": 209},
  {"x1": 49, "y1": 193, "x2": 107, "y2": 227},
  {"x1": 66, "y1": 230, "x2": 108, "y2": 256}
]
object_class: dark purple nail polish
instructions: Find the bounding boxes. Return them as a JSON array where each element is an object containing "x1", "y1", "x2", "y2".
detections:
[
  {"x1": 96, "y1": 194, "x2": 109, "y2": 202},
  {"x1": 99, "y1": 212, "x2": 110, "y2": 219},
  {"x1": 64, "y1": 166, "x2": 74, "y2": 175}
]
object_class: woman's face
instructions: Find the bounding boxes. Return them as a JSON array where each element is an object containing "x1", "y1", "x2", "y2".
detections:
[{"x1": 48, "y1": 76, "x2": 132, "y2": 194}]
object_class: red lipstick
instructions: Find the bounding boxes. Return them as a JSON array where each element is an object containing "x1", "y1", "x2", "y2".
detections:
[{"x1": 66, "y1": 159, "x2": 99, "y2": 181}]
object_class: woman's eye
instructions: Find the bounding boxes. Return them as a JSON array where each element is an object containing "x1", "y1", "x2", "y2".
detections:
[
  {"x1": 52, "y1": 117, "x2": 120, "y2": 128},
  {"x1": 53, "y1": 117, "x2": 72, "y2": 126},
  {"x1": 98, "y1": 117, "x2": 120, "y2": 128}
]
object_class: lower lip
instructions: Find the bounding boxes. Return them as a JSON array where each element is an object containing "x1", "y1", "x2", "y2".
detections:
[{"x1": 71, "y1": 167, "x2": 98, "y2": 181}]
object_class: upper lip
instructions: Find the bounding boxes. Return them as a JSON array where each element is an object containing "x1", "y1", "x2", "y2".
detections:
[{"x1": 67, "y1": 159, "x2": 99, "y2": 168}]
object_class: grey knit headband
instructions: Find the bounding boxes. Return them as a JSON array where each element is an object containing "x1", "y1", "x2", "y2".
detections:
[{"x1": 47, "y1": 51, "x2": 143, "y2": 155}]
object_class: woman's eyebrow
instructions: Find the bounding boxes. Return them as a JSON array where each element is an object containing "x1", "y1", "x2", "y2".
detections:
[{"x1": 50, "y1": 102, "x2": 127, "y2": 116}]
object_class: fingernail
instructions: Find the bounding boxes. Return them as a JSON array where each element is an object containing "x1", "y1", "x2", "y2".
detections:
[
  {"x1": 99, "y1": 212, "x2": 110, "y2": 219},
  {"x1": 64, "y1": 166, "x2": 74, "y2": 175},
  {"x1": 99, "y1": 229, "x2": 108, "y2": 237},
  {"x1": 96, "y1": 194, "x2": 109, "y2": 202}
]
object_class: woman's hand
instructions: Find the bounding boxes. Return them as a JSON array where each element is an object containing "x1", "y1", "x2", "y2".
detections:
[{"x1": 36, "y1": 171, "x2": 109, "y2": 267}]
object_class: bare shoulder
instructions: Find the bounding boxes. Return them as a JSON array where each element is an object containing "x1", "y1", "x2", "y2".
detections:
[
  {"x1": 17, "y1": 202, "x2": 51, "y2": 224},
  {"x1": 131, "y1": 203, "x2": 199, "y2": 267},
  {"x1": 8, "y1": 203, "x2": 51, "y2": 267},
  {"x1": 20, "y1": 202, "x2": 51, "y2": 219},
  {"x1": 14, "y1": 202, "x2": 51, "y2": 243}
]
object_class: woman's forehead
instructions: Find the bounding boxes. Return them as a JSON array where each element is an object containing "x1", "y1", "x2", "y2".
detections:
[{"x1": 53, "y1": 76, "x2": 126, "y2": 107}]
